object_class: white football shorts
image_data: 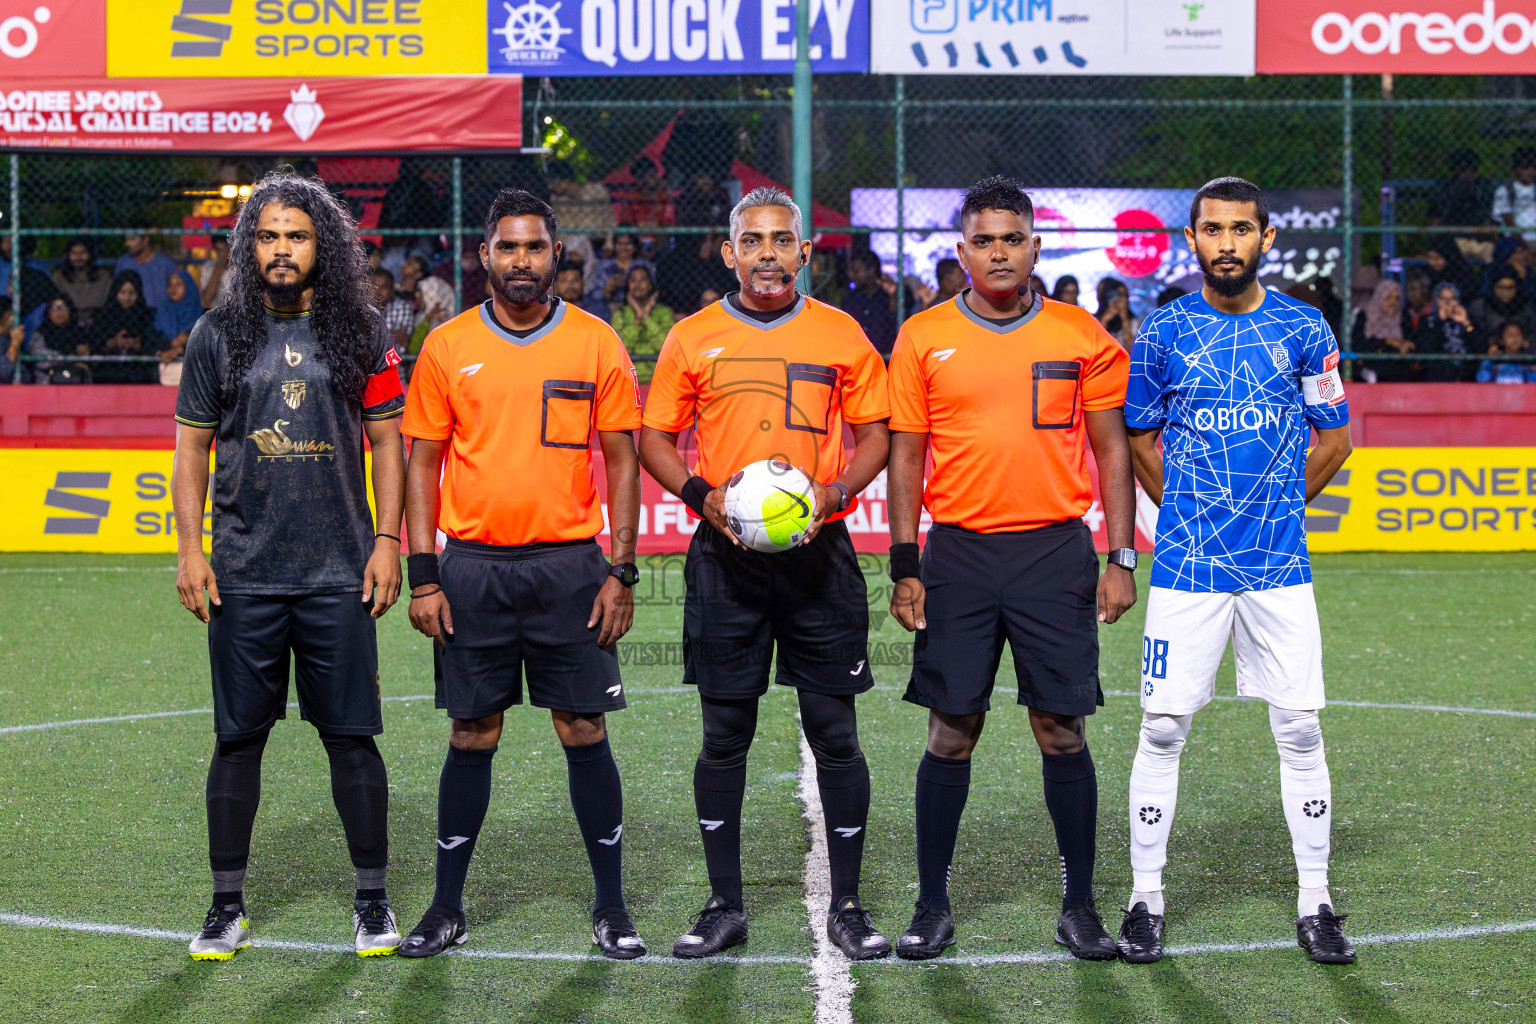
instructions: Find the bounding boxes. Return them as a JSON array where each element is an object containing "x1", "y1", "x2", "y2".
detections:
[{"x1": 1138, "y1": 584, "x2": 1325, "y2": 715}]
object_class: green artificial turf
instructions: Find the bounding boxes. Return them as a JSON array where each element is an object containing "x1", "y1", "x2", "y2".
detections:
[{"x1": 0, "y1": 552, "x2": 1532, "y2": 1023}]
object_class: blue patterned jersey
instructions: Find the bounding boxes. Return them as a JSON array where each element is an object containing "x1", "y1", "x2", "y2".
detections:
[{"x1": 1125, "y1": 289, "x2": 1349, "y2": 592}]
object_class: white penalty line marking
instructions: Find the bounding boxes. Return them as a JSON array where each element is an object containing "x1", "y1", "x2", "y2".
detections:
[
  {"x1": 3, "y1": 911, "x2": 1534, "y2": 968},
  {"x1": 796, "y1": 712, "x2": 855, "y2": 1024},
  {"x1": 6, "y1": 690, "x2": 1535, "y2": 737},
  {"x1": 1101, "y1": 691, "x2": 1536, "y2": 719}
]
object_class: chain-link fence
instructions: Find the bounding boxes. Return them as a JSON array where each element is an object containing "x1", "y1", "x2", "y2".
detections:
[{"x1": 7, "y1": 72, "x2": 1536, "y2": 384}]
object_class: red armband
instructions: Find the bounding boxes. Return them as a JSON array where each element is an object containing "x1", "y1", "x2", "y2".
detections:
[{"x1": 362, "y1": 351, "x2": 404, "y2": 408}]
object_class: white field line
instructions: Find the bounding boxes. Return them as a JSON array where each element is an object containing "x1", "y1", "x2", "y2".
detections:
[
  {"x1": 7, "y1": 689, "x2": 1532, "y2": 737},
  {"x1": 1101, "y1": 691, "x2": 1536, "y2": 719},
  {"x1": 3, "y1": 910, "x2": 1534, "y2": 968},
  {"x1": 796, "y1": 714, "x2": 855, "y2": 1024},
  {"x1": 0, "y1": 566, "x2": 177, "y2": 574}
]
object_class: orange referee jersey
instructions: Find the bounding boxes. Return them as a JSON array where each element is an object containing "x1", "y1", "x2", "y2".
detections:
[
  {"x1": 402, "y1": 299, "x2": 642, "y2": 546},
  {"x1": 888, "y1": 291, "x2": 1129, "y2": 533},
  {"x1": 643, "y1": 294, "x2": 890, "y2": 486}
]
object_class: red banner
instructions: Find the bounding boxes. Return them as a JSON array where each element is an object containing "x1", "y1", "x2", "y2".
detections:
[
  {"x1": 580, "y1": 459, "x2": 1155, "y2": 557},
  {"x1": 0, "y1": 76, "x2": 521, "y2": 152},
  {"x1": 0, "y1": 1, "x2": 104, "y2": 77},
  {"x1": 1258, "y1": 0, "x2": 1536, "y2": 73}
]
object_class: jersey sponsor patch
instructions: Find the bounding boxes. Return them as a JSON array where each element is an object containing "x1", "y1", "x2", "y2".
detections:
[{"x1": 1301, "y1": 367, "x2": 1346, "y2": 407}]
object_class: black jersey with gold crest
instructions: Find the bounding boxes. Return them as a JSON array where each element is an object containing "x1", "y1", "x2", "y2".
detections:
[{"x1": 175, "y1": 307, "x2": 404, "y2": 595}]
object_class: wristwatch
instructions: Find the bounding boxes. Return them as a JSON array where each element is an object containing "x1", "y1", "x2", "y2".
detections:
[
  {"x1": 829, "y1": 482, "x2": 851, "y2": 513},
  {"x1": 608, "y1": 562, "x2": 640, "y2": 588},
  {"x1": 1107, "y1": 548, "x2": 1137, "y2": 572}
]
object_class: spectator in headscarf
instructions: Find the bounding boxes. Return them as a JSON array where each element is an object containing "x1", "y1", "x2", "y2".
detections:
[
  {"x1": 408, "y1": 275, "x2": 456, "y2": 353},
  {"x1": 1482, "y1": 236, "x2": 1536, "y2": 302},
  {"x1": 90, "y1": 270, "x2": 164, "y2": 383},
  {"x1": 1352, "y1": 279, "x2": 1414, "y2": 382},
  {"x1": 1413, "y1": 281, "x2": 1477, "y2": 382},
  {"x1": 37, "y1": 294, "x2": 88, "y2": 357},
  {"x1": 1095, "y1": 276, "x2": 1137, "y2": 349},
  {"x1": 1421, "y1": 237, "x2": 1478, "y2": 299},
  {"x1": 1469, "y1": 269, "x2": 1535, "y2": 338},
  {"x1": 1051, "y1": 275, "x2": 1080, "y2": 306},
  {"x1": 155, "y1": 269, "x2": 203, "y2": 362}
]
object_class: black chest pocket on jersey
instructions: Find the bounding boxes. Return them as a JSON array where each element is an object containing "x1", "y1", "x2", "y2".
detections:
[
  {"x1": 785, "y1": 362, "x2": 837, "y2": 435},
  {"x1": 541, "y1": 379, "x2": 596, "y2": 449},
  {"x1": 1032, "y1": 361, "x2": 1081, "y2": 430}
]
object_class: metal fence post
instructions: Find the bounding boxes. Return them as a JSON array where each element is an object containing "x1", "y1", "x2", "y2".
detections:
[
  {"x1": 1340, "y1": 74, "x2": 1354, "y2": 379},
  {"x1": 452, "y1": 156, "x2": 464, "y2": 314},
  {"x1": 894, "y1": 74, "x2": 906, "y2": 324},
  {"x1": 9, "y1": 153, "x2": 19, "y2": 384},
  {"x1": 793, "y1": 0, "x2": 812, "y2": 291}
]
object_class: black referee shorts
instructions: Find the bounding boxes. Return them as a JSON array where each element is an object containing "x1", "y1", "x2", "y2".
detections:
[
  {"x1": 207, "y1": 591, "x2": 382, "y2": 742},
  {"x1": 682, "y1": 519, "x2": 875, "y2": 700},
  {"x1": 434, "y1": 537, "x2": 624, "y2": 719},
  {"x1": 904, "y1": 519, "x2": 1104, "y2": 718}
]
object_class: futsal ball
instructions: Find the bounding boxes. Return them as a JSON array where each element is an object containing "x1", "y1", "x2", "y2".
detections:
[{"x1": 722, "y1": 459, "x2": 816, "y2": 553}]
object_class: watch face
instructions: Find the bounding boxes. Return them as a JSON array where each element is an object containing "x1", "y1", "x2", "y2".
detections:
[{"x1": 615, "y1": 563, "x2": 640, "y2": 586}]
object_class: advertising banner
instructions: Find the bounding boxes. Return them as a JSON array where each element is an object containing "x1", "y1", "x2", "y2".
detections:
[
  {"x1": 0, "y1": 0, "x2": 105, "y2": 76},
  {"x1": 1305, "y1": 448, "x2": 1536, "y2": 552},
  {"x1": 851, "y1": 186, "x2": 1345, "y2": 316},
  {"x1": 0, "y1": 450, "x2": 1152, "y2": 555},
  {"x1": 0, "y1": 76, "x2": 522, "y2": 152},
  {"x1": 106, "y1": 0, "x2": 486, "y2": 77},
  {"x1": 484, "y1": 0, "x2": 869, "y2": 75},
  {"x1": 872, "y1": 0, "x2": 1256, "y2": 75},
  {"x1": 1257, "y1": 0, "x2": 1536, "y2": 74}
]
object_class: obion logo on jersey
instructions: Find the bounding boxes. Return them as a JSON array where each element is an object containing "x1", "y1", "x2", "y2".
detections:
[
  {"x1": 1258, "y1": 0, "x2": 1536, "y2": 72},
  {"x1": 0, "y1": 1, "x2": 105, "y2": 75},
  {"x1": 1191, "y1": 404, "x2": 1286, "y2": 434}
]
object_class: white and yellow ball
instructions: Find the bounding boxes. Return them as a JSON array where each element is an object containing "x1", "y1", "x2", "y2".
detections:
[{"x1": 722, "y1": 459, "x2": 816, "y2": 553}]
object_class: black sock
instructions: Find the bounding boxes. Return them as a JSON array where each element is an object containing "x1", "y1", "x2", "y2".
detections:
[
  {"x1": 206, "y1": 731, "x2": 269, "y2": 900},
  {"x1": 320, "y1": 733, "x2": 389, "y2": 894},
  {"x1": 356, "y1": 888, "x2": 386, "y2": 902},
  {"x1": 693, "y1": 758, "x2": 747, "y2": 910},
  {"x1": 818, "y1": 760, "x2": 870, "y2": 909},
  {"x1": 212, "y1": 890, "x2": 244, "y2": 909},
  {"x1": 432, "y1": 745, "x2": 496, "y2": 913},
  {"x1": 915, "y1": 750, "x2": 971, "y2": 915},
  {"x1": 564, "y1": 735, "x2": 626, "y2": 912},
  {"x1": 1041, "y1": 746, "x2": 1098, "y2": 907}
]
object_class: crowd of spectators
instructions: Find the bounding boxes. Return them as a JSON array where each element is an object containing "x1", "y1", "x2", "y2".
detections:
[{"x1": 7, "y1": 148, "x2": 1536, "y2": 386}]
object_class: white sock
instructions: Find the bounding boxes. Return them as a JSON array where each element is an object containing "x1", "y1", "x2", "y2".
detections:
[
  {"x1": 1129, "y1": 889, "x2": 1165, "y2": 916},
  {"x1": 1270, "y1": 706, "x2": 1332, "y2": 893},
  {"x1": 1298, "y1": 886, "x2": 1332, "y2": 918},
  {"x1": 1127, "y1": 712, "x2": 1192, "y2": 901}
]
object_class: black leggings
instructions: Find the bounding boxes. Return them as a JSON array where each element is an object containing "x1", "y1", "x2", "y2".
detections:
[{"x1": 698, "y1": 690, "x2": 864, "y2": 772}]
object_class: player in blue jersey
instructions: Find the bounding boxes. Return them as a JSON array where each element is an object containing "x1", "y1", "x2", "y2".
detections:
[{"x1": 1118, "y1": 178, "x2": 1356, "y2": 966}]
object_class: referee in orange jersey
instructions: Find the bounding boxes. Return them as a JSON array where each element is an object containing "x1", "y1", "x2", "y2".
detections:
[
  {"x1": 639, "y1": 187, "x2": 894, "y2": 961},
  {"x1": 397, "y1": 189, "x2": 647, "y2": 960},
  {"x1": 886, "y1": 177, "x2": 1138, "y2": 961}
]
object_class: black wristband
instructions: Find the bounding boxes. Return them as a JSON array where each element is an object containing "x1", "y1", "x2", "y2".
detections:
[
  {"x1": 407, "y1": 552, "x2": 441, "y2": 590},
  {"x1": 889, "y1": 542, "x2": 921, "y2": 582},
  {"x1": 680, "y1": 475, "x2": 714, "y2": 518},
  {"x1": 374, "y1": 532, "x2": 400, "y2": 543}
]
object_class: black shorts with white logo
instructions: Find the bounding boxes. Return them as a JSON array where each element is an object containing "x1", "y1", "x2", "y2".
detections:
[
  {"x1": 904, "y1": 519, "x2": 1104, "y2": 718},
  {"x1": 207, "y1": 591, "x2": 382, "y2": 742},
  {"x1": 433, "y1": 537, "x2": 625, "y2": 719},
  {"x1": 682, "y1": 519, "x2": 875, "y2": 700}
]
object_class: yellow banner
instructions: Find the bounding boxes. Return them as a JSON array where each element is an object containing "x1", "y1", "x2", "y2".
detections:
[
  {"x1": 6, "y1": 446, "x2": 1534, "y2": 554},
  {"x1": 0, "y1": 449, "x2": 378, "y2": 554},
  {"x1": 107, "y1": 1, "x2": 487, "y2": 78},
  {"x1": 1306, "y1": 448, "x2": 1536, "y2": 552}
]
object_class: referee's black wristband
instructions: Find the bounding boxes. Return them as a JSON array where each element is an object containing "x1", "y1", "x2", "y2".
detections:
[
  {"x1": 889, "y1": 542, "x2": 921, "y2": 583},
  {"x1": 407, "y1": 553, "x2": 441, "y2": 590},
  {"x1": 680, "y1": 476, "x2": 714, "y2": 518}
]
